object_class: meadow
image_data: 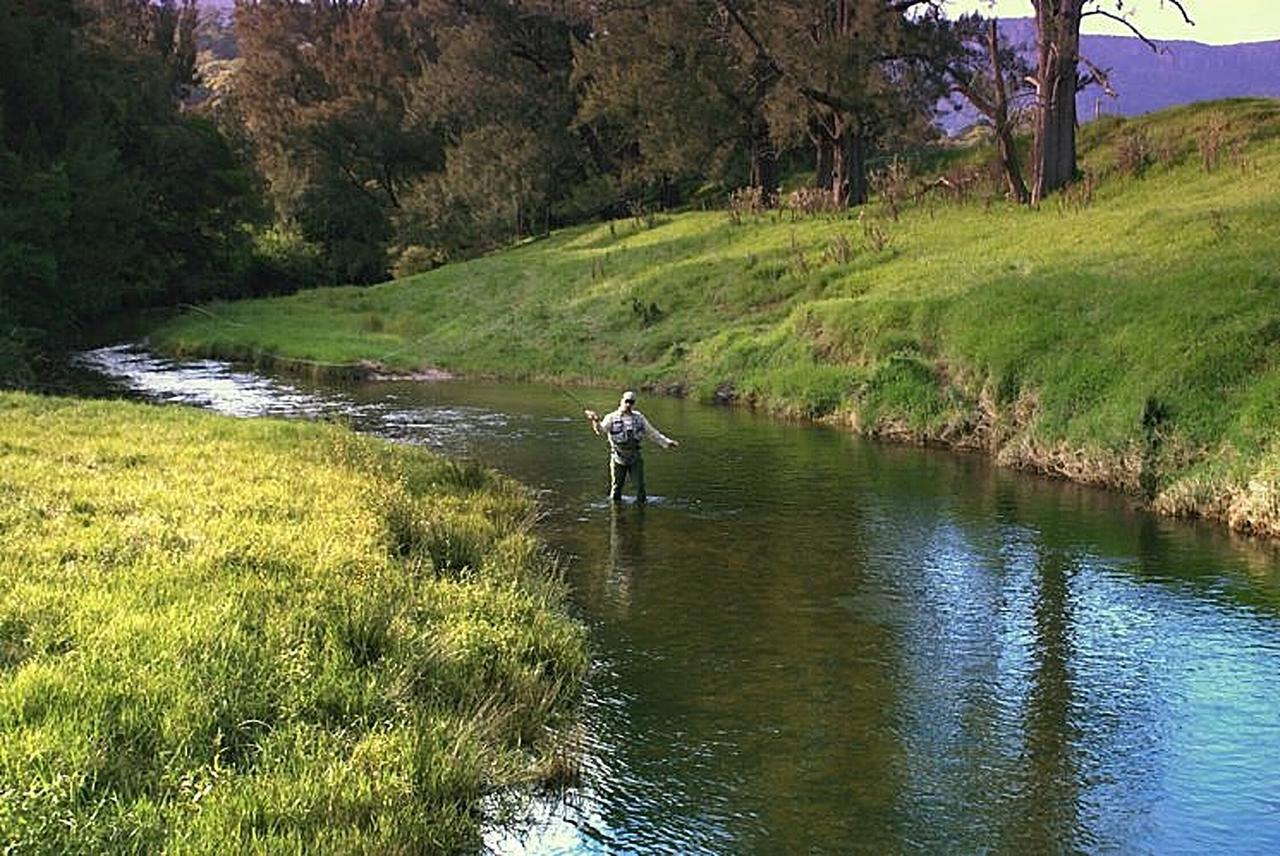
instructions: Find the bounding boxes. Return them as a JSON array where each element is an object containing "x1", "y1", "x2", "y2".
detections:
[
  {"x1": 152, "y1": 99, "x2": 1280, "y2": 535},
  {"x1": 0, "y1": 392, "x2": 586, "y2": 853}
]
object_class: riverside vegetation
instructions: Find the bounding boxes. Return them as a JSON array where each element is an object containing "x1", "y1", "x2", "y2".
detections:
[
  {"x1": 153, "y1": 100, "x2": 1280, "y2": 538},
  {"x1": 0, "y1": 392, "x2": 587, "y2": 852}
]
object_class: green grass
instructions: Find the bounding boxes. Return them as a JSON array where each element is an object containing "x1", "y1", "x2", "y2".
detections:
[
  {"x1": 0, "y1": 392, "x2": 587, "y2": 853},
  {"x1": 152, "y1": 98, "x2": 1280, "y2": 534}
]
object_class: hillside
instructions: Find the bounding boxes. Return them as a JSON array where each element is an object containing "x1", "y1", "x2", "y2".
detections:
[{"x1": 152, "y1": 99, "x2": 1280, "y2": 536}]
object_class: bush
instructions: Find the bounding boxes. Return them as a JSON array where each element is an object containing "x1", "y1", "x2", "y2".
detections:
[
  {"x1": 727, "y1": 186, "x2": 769, "y2": 225},
  {"x1": 0, "y1": 332, "x2": 36, "y2": 389},
  {"x1": 868, "y1": 157, "x2": 912, "y2": 220},
  {"x1": 785, "y1": 187, "x2": 838, "y2": 219},
  {"x1": 1199, "y1": 111, "x2": 1228, "y2": 172},
  {"x1": 391, "y1": 245, "x2": 447, "y2": 280},
  {"x1": 238, "y1": 227, "x2": 334, "y2": 296}
]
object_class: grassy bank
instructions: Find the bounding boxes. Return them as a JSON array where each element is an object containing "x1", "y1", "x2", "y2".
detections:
[
  {"x1": 153, "y1": 99, "x2": 1280, "y2": 535},
  {"x1": 0, "y1": 393, "x2": 586, "y2": 853}
]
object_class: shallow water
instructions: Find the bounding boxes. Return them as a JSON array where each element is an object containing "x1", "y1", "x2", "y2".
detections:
[{"x1": 79, "y1": 345, "x2": 1280, "y2": 853}]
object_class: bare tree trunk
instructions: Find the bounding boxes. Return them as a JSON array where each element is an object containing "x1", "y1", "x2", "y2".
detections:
[
  {"x1": 1031, "y1": 2, "x2": 1082, "y2": 203},
  {"x1": 988, "y1": 20, "x2": 1030, "y2": 204},
  {"x1": 812, "y1": 129, "x2": 832, "y2": 192},
  {"x1": 748, "y1": 61, "x2": 778, "y2": 198},
  {"x1": 749, "y1": 120, "x2": 777, "y2": 198},
  {"x1": 830, "y1": 121, "x2": 866, "y2": 208},
  {"x1": 831, "y1": 125, "x2": 850, "y2": 208},
  {"x1": 660, "y1": 174, "x2": 680, "y2": 209},
  {"x1": 848, "y1": 133, "x2": 866, "y2": 206},
  {"x1": 996, "y1": 126, "x2": 1030, "y2": 204}
]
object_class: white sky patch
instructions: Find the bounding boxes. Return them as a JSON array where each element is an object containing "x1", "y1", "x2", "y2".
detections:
[{"x1": 944, "y1": 0, "x2": 1280, "y2": 45}]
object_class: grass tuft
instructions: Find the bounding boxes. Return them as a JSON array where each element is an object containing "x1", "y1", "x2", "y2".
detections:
[{"x1": 0, "y1": 392, "x2": 587, "y2": 852}]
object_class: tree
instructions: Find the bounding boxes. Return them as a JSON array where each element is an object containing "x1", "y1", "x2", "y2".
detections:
[
  {"x1": 232, "y1": 1, "x2": 594, "y2": 269},
  {"x1": 719, "y1": 0, "x2": 948, "y2": 207},
  {"x1": 573, "y1": 0, "x2": 778, "y2": 199},
  {"x1": 233, "y1": 0, "x2": 441, "y2": 281},
  {"x1": 1028, "y1": 0, "x2": 1192, "y2": 202},
  {"x1": 0, "y1": 0, "x2": 254, "y2": 347},
  {"x1": 398, "y1": 1, "x2": 585, "y2": 250},
  {"x1": 941, "y1": 14, "x2": 1031, "y2": 203}
]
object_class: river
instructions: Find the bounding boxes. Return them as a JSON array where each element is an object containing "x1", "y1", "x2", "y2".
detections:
[{"x1": 77, "y1": 344, "x2": 1280, "y2": 853}]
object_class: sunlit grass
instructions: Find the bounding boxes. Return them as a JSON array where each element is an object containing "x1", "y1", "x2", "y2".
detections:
[
  {"x1": 151, "y1": 99, "x2": 1280, "y2": 532},
  {"x1": 0, "y1": 392, "x2": 587, "y2": 853}
]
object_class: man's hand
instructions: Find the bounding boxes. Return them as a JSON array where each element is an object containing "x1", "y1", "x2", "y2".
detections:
[
  {"x1": 584, "y1": 409, "x2": 598, "y2": 422},
  {"x1": 668, "y1": 439, "x2": 679, "y2": 449}
]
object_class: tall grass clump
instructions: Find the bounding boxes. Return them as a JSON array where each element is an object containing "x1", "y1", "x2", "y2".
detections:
[{"x1": 0, "y1": 392, "x2": 587, "y2": 853}]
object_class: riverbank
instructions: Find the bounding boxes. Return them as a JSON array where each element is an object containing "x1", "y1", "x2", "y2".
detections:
[
  {"x1": 151, "y1": 99, "x2": 1280, "y2": 536},
  {"x1": 0, "y1": 392, "x2": 586, "y2": 852}
]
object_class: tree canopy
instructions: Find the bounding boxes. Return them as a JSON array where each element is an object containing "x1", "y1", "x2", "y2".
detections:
[
  {"x1": 3, "y1": 0, "x2": 1201, "y2": 384},
  {"x1": 1, "y1": 0, "x2": 255, "y2": 380}
]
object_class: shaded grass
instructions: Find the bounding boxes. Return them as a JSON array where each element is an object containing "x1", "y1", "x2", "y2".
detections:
[
  {"x1": 0, "y1": 392, "x2": 587, "y2": 853},
  {"x1": 151, "y1": 98, "x2": 1280, "y2": 533}
]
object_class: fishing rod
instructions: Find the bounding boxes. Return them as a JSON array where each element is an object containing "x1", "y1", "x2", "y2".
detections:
[{"x1": 553, "y1": 383, "x2": 591, "y2": 412}]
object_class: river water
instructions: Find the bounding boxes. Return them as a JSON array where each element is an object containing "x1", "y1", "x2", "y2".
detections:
[{"x1": 77, "y1": 345, "x2": 1280, "y2": 853}]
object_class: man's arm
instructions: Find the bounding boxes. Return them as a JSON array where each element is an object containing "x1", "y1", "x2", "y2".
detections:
[
  {"x1": 640, "y1": 415, "x2": 679, "y2": 449},
  {"x1": 584, "y1": 409, "x2": 604, "y2": 437}
]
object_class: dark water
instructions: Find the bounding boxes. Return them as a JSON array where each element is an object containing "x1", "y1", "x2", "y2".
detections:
[{"x1": 78, "y1": 345, "x2": 1280, "y2": 854}]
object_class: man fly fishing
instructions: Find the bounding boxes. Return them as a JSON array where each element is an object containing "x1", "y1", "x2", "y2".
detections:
[{"x1": 584, "y1": 390, "x2": 678, "y2": 502}]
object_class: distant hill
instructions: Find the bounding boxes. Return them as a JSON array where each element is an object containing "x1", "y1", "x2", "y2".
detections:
[{"x1": 942, "y1": 18, "x2": 1280, "y2": 132}]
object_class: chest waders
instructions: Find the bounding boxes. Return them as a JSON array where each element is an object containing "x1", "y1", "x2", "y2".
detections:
[{"x1": 608, "y1": 417, "x2": 646, "y2": 502}]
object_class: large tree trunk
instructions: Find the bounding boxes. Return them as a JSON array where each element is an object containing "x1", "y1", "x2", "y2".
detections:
[
  {"x1": 748, "y1": 118, "x2": 777, "y2": 198},
  {"x1": 812, "y1": 129, "x2": 832, "y2": 192},
  {"x1": 830, "y1": 120, "x2": 866, "y2": 208},
  {"x1": 660, "y1": 174, "x2": 680, "y2": 209},
  {"x1": 1032, "y1": 59, "x2": 1077, "y2": 202},
  {"x1": 1031, "y1": 2, "x2": 1083, "y2": 203}
]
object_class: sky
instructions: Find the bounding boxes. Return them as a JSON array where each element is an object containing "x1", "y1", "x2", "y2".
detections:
[{"x1": 944, "y1": 1, "x2": 1280, "y2": 44}]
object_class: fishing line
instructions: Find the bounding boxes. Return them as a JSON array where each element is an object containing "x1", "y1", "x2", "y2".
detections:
[{"x1": 553, "y1": 383, "x2": 590, "y2": 411}]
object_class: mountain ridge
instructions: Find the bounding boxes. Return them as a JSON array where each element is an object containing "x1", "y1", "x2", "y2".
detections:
[{"x1": 983, "y1": 19, "x2": 1280, "y2": 126}]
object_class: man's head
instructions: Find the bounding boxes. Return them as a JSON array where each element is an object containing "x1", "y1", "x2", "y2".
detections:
[{"x1": 620, "y1": 390, "x2": 637, "y2": 410}]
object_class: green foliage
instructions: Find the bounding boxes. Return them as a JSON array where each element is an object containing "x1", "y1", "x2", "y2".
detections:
[
  {"x1": 574, "y1": 0, "x2": 766, "y2": 192},
  {"x1": 391, "y1": 245, "x2": 446, "y2": 280},
  {"x1": 0, "y1": 392, "x2": 587, "y2": 851},
  {"x1": 0, "y1": 0, "x2": 259, "y2": 360},
  {"x1": 0, "y1": 331, "x2": 36, "y2": 389},
  {"x1": 238, "y1": 227, "x2": 332, "y2": 297},
  {"x1": 231, "y1": 0, "x2": 588, "y2": 276}
]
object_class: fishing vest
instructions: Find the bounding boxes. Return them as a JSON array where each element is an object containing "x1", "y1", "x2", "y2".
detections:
[{"x1": 607, "y1": 412, "x2": 645, "y2": 460}]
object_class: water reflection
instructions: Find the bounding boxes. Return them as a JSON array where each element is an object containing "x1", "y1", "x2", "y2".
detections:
[{"x1": 77, "y1": 345, "x2": 1280, "y2": 853}]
